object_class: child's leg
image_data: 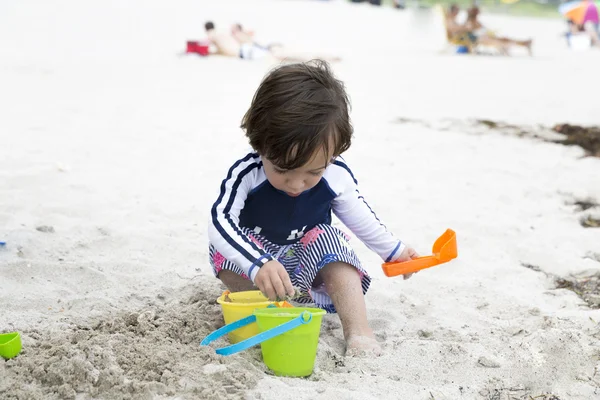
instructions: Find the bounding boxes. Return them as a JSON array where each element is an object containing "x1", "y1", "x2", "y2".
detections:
[
  {"x1": 210, "y1": 237, "x2": 269, "y2": 293},
  {"x1": 288, "y1": 224, "x2": 376, "y2": 355},
  {"x1": 218, "y1": 270, "x2": 256, "y2": 292},
  {"x1": 319, "y1": 261, "x2": 382, "y2": 356}
]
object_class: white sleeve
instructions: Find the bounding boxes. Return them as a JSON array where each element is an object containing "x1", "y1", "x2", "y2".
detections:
[
  {"x1": 208, "y1": 154, "x2": 274, "y2": 281},
  {"x1": 329, "y1": 160, "x2": 405, "y2": 262}
]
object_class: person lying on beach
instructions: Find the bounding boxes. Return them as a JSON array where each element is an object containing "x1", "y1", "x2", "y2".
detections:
[
  {"x1": 204, "y1": 21, "x2": 242, "y2": 57},
  {"x1": 205, "y1": 21, "x2": 270, "y2": 59},
  {"x1": 231, "y1": 23, "x2": 256, "y2": 45},
  {"x1": 231, "y1": 23, "x2": 283, "y2": 52},
  {"x1": 208, "y1": 60, "x2": 416, "y2": 356},
  {"x1": 205, "y1": 21, "x2": 340, "y2": 62},
  {"x1": 464, "y1": 6, "x2": 533, "y2": 56}
]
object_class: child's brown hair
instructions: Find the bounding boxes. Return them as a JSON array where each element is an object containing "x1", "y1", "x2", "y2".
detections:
[{"x1": 241, "y1": 60, "x2": 353, "y2": 170}]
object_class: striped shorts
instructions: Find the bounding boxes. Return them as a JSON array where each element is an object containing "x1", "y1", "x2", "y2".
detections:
[{"x1": 209, "y1": 224, "x2": 370, "y2": 313}]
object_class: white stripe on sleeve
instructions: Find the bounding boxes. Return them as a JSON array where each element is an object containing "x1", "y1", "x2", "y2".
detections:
[{"x1": 209, "y1": 153, "x2": 273, "y2": 279}]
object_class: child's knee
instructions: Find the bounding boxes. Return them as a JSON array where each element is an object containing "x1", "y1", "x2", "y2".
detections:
[{"x1": 320, "y1": 261, "x2": 358, "y2": 279}]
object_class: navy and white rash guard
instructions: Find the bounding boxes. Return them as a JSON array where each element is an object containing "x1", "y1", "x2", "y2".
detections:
[{"x1": 209, "y1": 152, "x2": 404, "y2": 282}]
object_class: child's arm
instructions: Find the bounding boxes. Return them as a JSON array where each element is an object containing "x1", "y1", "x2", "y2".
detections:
[
  {"x1": 329, "y1": 159, "x2": 407, "y2": 263},
  {"x1": 208, "y1": 154, "x2": 275, "y2": 281}
]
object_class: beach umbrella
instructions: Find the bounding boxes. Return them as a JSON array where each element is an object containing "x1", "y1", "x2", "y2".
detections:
[{"x1": 559, "y1": 1, "x2": 600, "y2": 25}]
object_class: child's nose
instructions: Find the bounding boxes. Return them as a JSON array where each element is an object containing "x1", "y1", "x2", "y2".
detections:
[{"x1": 287, "y1": 179, "x2": 304, "y2": 191}]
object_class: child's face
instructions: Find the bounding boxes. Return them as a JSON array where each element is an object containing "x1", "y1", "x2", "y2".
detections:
[{"x1": 262, "y1": 149, "x2": 331, "y2": 197}]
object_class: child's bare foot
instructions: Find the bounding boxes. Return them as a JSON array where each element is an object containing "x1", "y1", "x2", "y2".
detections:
[{"x1": 346, "y1": 334, "x2": 382, "y2": 357}]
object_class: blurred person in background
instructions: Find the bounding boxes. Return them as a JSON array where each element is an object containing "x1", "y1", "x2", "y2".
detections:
[
  {"x1": 444, "y1": 4, "x2": 477, "y2": 51},
  {"x1": 464, "y1": 6, "x2": 533, "y2": 55},
  {"x1": 204, "y1": 21, "x2": 241, "y2": 57},
  {"x1": 445, "y1": 4, "x2": 472, "y2": 39},
  {"x1": 231, "y1": 23, "x2": 282, "y2": 51},
  {"x1": 231, "y1": 23, "x2": 256, "y2": 45},
  {"x1": 205, "y1": 21, "x2": 341, "y2": 62}
]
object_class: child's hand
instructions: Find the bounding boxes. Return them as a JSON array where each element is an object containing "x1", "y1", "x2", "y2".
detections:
[
  {"x1": 255, "y1": 260, "x2": 295, "y2": 301},
  {"x1": 394, "y1": 246, "x2": 419, "y2": 280}
]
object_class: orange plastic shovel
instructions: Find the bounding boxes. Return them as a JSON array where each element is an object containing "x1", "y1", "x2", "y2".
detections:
[{"x1": 382, "y1": 229, "x2": 457, "y2": 277}]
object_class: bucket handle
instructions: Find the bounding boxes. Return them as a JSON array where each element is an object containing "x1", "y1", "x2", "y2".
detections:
[{"x1": 201, "y1": 311, "x2": 313, "y2": 356}]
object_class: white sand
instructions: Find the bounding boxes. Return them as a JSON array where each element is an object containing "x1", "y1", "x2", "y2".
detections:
[{"x1": 1, "y1": 0, "x2": 600, "y2": 398}]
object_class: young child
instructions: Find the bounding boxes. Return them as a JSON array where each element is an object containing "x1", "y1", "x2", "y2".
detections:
[{"x1": 208, "y1": 60, "x2": 417, "y2": 355}]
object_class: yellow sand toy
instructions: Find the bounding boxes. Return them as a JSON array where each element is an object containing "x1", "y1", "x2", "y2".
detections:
[
  {"x1": 217, "y1": 290, "x2": 294, "y2": 343},
  {"x1": 217, "y1": 290, "x2": 274, "y2": 343}
]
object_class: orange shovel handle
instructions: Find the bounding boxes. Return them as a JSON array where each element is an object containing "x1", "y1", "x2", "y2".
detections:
[
  {"x1": 382, "y1": 229, "x2": 458, "y2": 278},
  {"x1": 382, "y1": 256, "x2": 441, "y2": 277}
]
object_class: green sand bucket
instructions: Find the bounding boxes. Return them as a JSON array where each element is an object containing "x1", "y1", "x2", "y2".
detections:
[
  {"x1": 255, "y1": 308, "x2": 326, "y2": 376},
  {"x1": 201, "y1": 307, "x2": 326, "y2": 377},
  {"x1": 0, "y1": 332, "x2": 22, "y2": 360}
]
